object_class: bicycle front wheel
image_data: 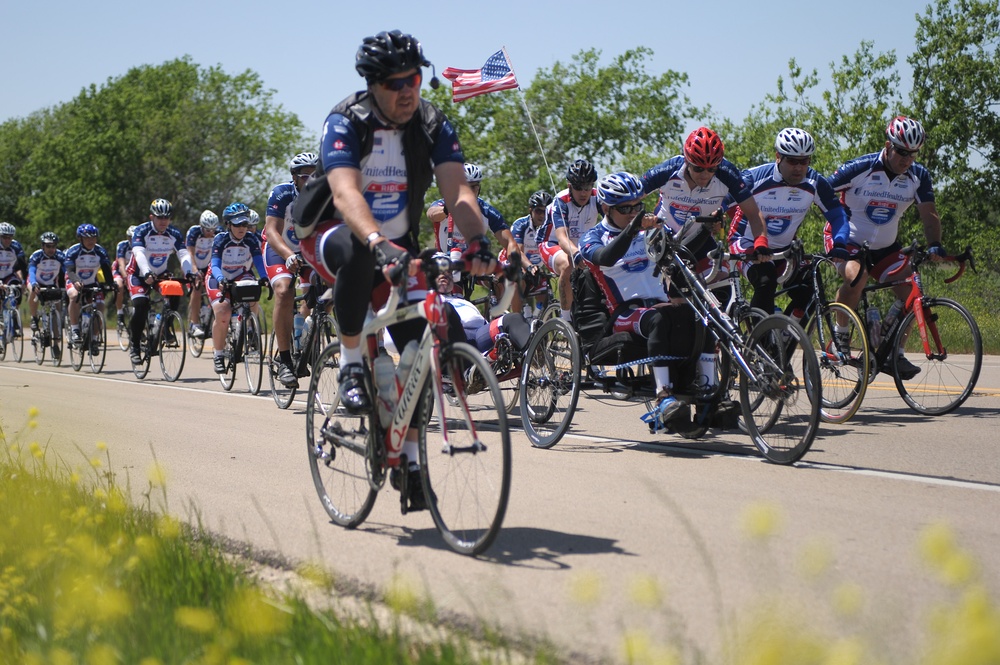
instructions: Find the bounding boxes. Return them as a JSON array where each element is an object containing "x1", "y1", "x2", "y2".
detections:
[
  {"x1": 159, "y1": 310, "x2": 186, "y2": 381},
  {"x1": 806, "y1": 303, "x2": 869, "y2": 424},
  {"x1": 88, "y1": 311, "x2": 107, "y2": 374},
  {"x1": 420, "y1": 342, "x2": 511, "y2": 556},
  {"x1": 68, "y1": 322, "x2": 85, "y2": 371},
  {"x1": 306, "y1": 339, "x2": 377, "y2": 528},
  {"x1": 32, "y1": 327, "x2": 45, "y2": 365},
  {"x1": 894, "y1": 298, "x2": 982, "y2": 415},
  {"x1": 268, "y1": 331, "x2": 296, "y2": 409},
  {"x1": 519, "y1": 318, "x2": 581, "y2": 449},
  {"x1": 9, "y1": 308, "x2": 24, "y2": 362},
  {"x1": 739, "y1": 315, "x2": 821, "y2": 464},
  {"x1": 116, "y1": 304, "x2": 132, "y2": 351},
  {"x1": 244, "y1": 313, "x2": 264, "y2": 395}
]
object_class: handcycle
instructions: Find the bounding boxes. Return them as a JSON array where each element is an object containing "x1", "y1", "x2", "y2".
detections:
[
  {"x1": 706, "y1": 241, "x2": 871, "y2": 425},
  {"x1": 581, "y1": 219, "x2": 822, "y2": 464},
  {"x1": 269, "y1": 280, "x2": 337, "y2": 409},
  {"x1": 216, "y1": 278, "x2": 271, "y2": 394},
  {"x1": 30, "y1": 286, "x2": 66, "y2": 366},
  {"x1": 0, "y1": 283, "x2": 25, "y2": 363},
  {"x1": 131, "y1": 276, "x2": 189, "y2": 381},
  {"x1": 854, "y1": 241, "x2": 981, "y2": 415},
  {"x1": 307, "y1": 254, "x2": 515, "y2": 556},
  {"x1": 67, "y1": 283, "x2": 115, "y2": 373}
]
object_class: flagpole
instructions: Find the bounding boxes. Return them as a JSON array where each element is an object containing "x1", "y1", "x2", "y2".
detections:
[{"x1": 502, "y1": 47, "x2": 557, "y2": 194}]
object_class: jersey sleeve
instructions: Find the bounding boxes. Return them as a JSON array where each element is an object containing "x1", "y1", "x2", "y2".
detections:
[
  {"x1": 320, "y1": 113, "x2": 364, "y2": 170},
  {"x1": 480, "y1": 201, "x2": 508, "y2": 233},
  {"x1": 430, "y1": 118, "x2": 465, "y2": 166}
]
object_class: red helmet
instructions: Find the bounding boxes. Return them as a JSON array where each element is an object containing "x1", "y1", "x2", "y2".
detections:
[{"x1": 684, "y1": 127, "x2": 725, "y2": 168}]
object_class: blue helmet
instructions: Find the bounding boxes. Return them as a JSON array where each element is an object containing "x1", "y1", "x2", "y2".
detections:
[
  {"x1": 76, "y1": 223, "x2": 99, "y2": 238},
  {"x1": 223, "y1": 202, "x2": 251, "y2": 226},
  {"x1": 596, "y1": 172, "x2": 644, "y2": 207}
]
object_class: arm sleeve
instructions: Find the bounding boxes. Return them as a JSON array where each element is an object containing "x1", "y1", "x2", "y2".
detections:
[
  {"x1": 587, "y1": 228, "x2": 636, "y2": 267},
  {"x1": 133, "y1": 246, "x2": 152, "y2": 275}
]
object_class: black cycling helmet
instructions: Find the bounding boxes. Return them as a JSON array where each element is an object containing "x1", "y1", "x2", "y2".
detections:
[
  {"x1": 566, "y1": 159, "x2": 598, "y2": 187},
  {"x1": 355, "y1": 30, "x2": 430, "y2": 83},
  {"x1": 40, "y1": 232, "x2": 59, "y2": 245},
  {"x1": 528, "y1": 191, "x2": 553, "y2": 209}
]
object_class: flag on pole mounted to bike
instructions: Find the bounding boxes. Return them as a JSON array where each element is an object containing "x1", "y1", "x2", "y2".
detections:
[{"x1": 441, "y1": 49, "x2": 519, "y2": 102}]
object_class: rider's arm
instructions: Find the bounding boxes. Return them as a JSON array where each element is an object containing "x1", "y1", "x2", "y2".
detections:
[
  {"x1": 427, "y1": 200, "x2": 447, "y2": 225},
  {"x1": 436, "y1": 161, "x2": 488, "y2": 243},
  {"x1": 263, "y1": 213, "x2": 295, "y2": 263},
  {"x1": 133, "y1": 243, "x2": 152, "y2": 276},
  {"x1": 917, "y1": 201, "x2": 942, "y2": 246},
  {"x1": 582, "y1": 216, "x2": 643, "y2": 267},
  {"x1": 554, "y1": 226, "x2": 580, "y2": 262},
  {"x1": 328, "y1": 167, "x2": 383, "y2": 243}
]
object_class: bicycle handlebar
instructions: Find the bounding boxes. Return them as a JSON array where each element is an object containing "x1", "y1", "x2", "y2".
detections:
[{"x1": 705, "y1": 239, "x2": 803, "y2": 285}]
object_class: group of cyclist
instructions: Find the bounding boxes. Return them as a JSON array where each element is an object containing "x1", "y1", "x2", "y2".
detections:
[{"x1": 0, "y1": 28, "x2": 951, "y2": 509}]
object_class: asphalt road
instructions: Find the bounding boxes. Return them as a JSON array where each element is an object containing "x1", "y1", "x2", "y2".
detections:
[{"x1": 2, "y1": 344, "x2": 998, "y2": 663}]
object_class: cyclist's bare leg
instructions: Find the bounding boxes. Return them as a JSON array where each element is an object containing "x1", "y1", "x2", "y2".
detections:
[
  {"x1": 554, "y1": 252, "x2": 572, "y2": 315},
  {"x1": 211, "y1": 300, "x2": 232, "y2": 353},
  {"x1": 271, "y1": 274, "x2": 295, "y2": 354},
  {"x1": 187, "y1": 282, "x2": 203, "y2": 328}
]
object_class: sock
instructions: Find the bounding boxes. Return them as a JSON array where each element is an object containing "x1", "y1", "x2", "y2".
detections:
[
  {"x1": 341, "y1": 344, "x2": 362, "y2": 366},
  {"x1": 403, "y1": 439, "x2": 419, "y2": 469},
  {"x1": 653, "y1": 366, "x2": 671, "y2": 395},
  {"x1": 560, "y1": 308, "x2": 572, "y2": 322}
]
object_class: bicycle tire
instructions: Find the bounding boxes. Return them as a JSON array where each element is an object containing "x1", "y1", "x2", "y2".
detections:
[
  {"x1": 739, "y1": 314, "x2": 821, "y2": 464},
  {"x1": 519, "y1": 318, "x2": 582, "y2": 449},
  {"x1": 49, "y1": 309, "x2": 63, "y2": 367},
  {"x1": 539, "y1": 301, "x2": 561, "y2": 323},
  {"x1": 132, "y1": 324, "x2": 151, "y2": 380},
  {"x1": 268, "y1": 331, "x2": 296, "y2": 409},
  {"x1": 116, "y1": 303, "x2": 132, "y2": 352},
  {"x1": 893, "y1": 298, "x2": 982, "y2": 416},
  {"x1": 88, "y1": 311, "x2": 107, "y2": 374},
  {"x1": 244, "y1": 312, "x2": 264, "y2": 395},
  {"x1": 805, "y1": 302, "x2": 869, "y2": 424},
  {"x1": 32, "y1": 326, "x2": 45, "y2": 365},
  {"x1": 219, "y1": 326, "x2": 237, "y2": 391},
  {"x1": 307, "y1": 337, "x2": 378, "y2": 528},
  {"x1": 68, "y1": 318, "x2": 85, "y2": 371},
  {"x1": 419, "y1": 342, "x2": 511, "y2": 555},
  {"x1": 159, "y1": 310, "x2": 186, "y2": 382},
  {"x1": 9, "y1": 308, "x2": 24, "y2": 362}
]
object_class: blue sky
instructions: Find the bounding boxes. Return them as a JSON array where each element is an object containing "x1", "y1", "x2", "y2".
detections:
[{"x1": 2, "y1": 0, "x2": 922, "y2": 149}]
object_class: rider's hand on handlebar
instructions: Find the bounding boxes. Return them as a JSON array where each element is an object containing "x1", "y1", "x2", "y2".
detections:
[
  {"x1": 373, "y1": 238, "x2": 412, "y2": 285},
  {"x1": 827, "y1": 243, "x2": 850, "y2": 261},
  {"x1": 461, "y1": 234, "x2": 497, "y2": 276},
  {"x1": 928, "y1": 241, "x2": 947, "y2": 261},
  {"x1": 751, "y1": 235, "x2": 772, "y2": 262},
  {"x1": 284, "y1": 254, "x2": 301, "y2": 271}
]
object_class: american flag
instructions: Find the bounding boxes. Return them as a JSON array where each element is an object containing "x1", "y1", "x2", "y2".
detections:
[{"x1": 441, "y1": 49, "x2": 519, "y2": 102}]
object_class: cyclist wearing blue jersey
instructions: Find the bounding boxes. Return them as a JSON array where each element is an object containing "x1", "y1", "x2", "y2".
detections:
[
  {"x1": 266, "y1": 152, "x2": 318, "y2": 389},
  {"x1": 64, "y1": 224, "x2": 115, "y2": 347},
  {"x1": 825, "y1": 116, "x2": 943, "y2": 379},
  {"x1": 427, "y1": 163, "x2": 520, "y2": 261},
  {"x1": 296, "y1": 30, "x2": 495, "y2": 509},
  {"x1": 726, "y1": 128, "x2": 848, "y2": 317},
  {"x1": 0, "y1": 223, "x2": 27, "y2": 315},
  {"x1": 112, "y1": 225, "x2": 137, "y2": 329},
  {"x1": 186, "y1": 210, "x2": 220, "y2": 339},
  {"x1": 28, "y1": 232, "x2": 66, "y2": 332},
  {"x1": 509, "y1": 190, "x2": 551, "y2": 316}
]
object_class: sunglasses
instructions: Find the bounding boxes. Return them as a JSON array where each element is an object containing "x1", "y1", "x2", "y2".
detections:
[
  {"x1": 688, "y1": 164, "x2": 718, "y2": 174},
  {"x1": 570, "y1": 183, "x2": 593, "y2": 192},
  {"x1": 612, "y1": 203, "x2": 645, "y2": 215},
  {"x1": 293, "y1": 170, "x2": 314, "y2": 178},
  {"x1": 893, "y1": 146, "x2": 919, "y2": 158},
  {"x1": 381, "y1": 72, "x2": 422, "y2": 91},
  {"x1": 531, "y1": 207, "x2": 546, "y2": 214},
  {"x1": 781, "y1": 156, "x2": 811, "y2": 166},
  {"x1": 153, "y1": 215, "x2": 172, "y2": 221},
  {"x1": 43, "y1": 243, "x2": 56, "y2": 248}
]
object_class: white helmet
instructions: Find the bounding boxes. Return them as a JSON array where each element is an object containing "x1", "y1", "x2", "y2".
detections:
[
  {"x1": 886, "y1": 116, "x2": 926, "y2": 150},
  {"x1": 199, "y1": 210, "x2": 221, "y2": 232},
  {"x1": 0, "y1": 222, "x2": 15, "y2": 236},
  {"x1": 289, "y1": 152, "x2": 318, "y2": 174},
  {"x1": 126, "y1": 225, "x2": 137, "y2": 237},
  {"x1": 248, "y1": 209, "x2": 260, "y2": 228},
  {"x1": 775, "y1": 128, "x2": 815, "y2": 157},
  {"x1": 463, "y1": 163, "x2": 483, "y2": 183}
]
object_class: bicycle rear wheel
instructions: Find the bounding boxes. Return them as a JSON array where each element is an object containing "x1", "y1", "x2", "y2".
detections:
[
  {"x1": 188, "y1": 305, "x2": 209, "y2": 358},
  {"x1": 307, "y1": 340, "x2": 377, "y2": 527},
  {"x1": 9, "y1": 308, "x2": 24, "y2": 362},
  {"x1": 116, "y1": 304, "x2": 132, "y2": 351},
  {"x1": 894, "y1": 298, "x2": 982, "y2": 415},
  {"x1": 419, "y1": 342, "x2": 511, "y2": 555},
  {"x1": 268, "y1": 331, "x2": 296, "y2": 409},
  {"x1": 159, "y1": 310, "x2": 186, "y2": 381},
  {"x1": 739, "y1": 315, "x2": 821, "y2": 464},
  {"x1": 219, "y1": 331, "x2": 237, "y2": 391},
  {"x1": 88, "y1": 311, "x2": 107, "y2": 374},
  {"x1": 32, "y1": 328, "x2": 45, "y2": 365},
  {"x1": 244, "y1": 313, "x2": 264, "y2": 395},
  {"x1": 68, "y1": 321, "x2": 85, "y2": 371},
  {"x1": 805, "y1": 303, "x2": 869, "y2": 424},
  {"x1": 519, "y1": 318, "x2": 581, "y2": 449}
]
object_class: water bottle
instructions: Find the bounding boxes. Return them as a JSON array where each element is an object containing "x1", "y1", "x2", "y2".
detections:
[
  {"x1": 372, "y1": 353, "x2": 397, "y2": 428},
  {"x1": 81, "y1": 311, "x2": 90, "y2": 332},
  {"x1": 292, "y1": 313, "x2": 305, "y2": 352},
  {"x1": 866, "y1": 307, "x2": 882, "y2": 349},
  {"x1": 450, "y1": 248, "x2": 462, "y2": 283},
  {"x1": 395, "y1": 341, "x2": 419, "y2": 396},
  {"x1": 200, "y1": 303, "x2": 211, "y2": 325},
  {"x1": 151, "y1": 311, "x2": 162, "y2": 338},
  {"x1": 881, "y1": 300, "x2": 904, "y2": 338},
  {"x1": 300, "y1": 314, "x2": 314, "y2": 349}
]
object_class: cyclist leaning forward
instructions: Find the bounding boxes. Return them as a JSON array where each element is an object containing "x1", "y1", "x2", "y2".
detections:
[{"x1": 295, "y1": 30, "x2": 496, "y2": 511}]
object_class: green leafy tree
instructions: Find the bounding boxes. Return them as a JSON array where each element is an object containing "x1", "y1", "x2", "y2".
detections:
[{"x1": 9, "y1": 57, "x2": 305, "y2": 245}]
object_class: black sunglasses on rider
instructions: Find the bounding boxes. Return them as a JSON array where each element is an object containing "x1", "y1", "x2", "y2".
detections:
[
  {"x1": 892, "y1": 146, "x2": 919, "y2": 158},
  {"x1": 381, "y1": 72, "x2": 422, "y2": 91},
  {"x1": 570, "y1": 183, "x2": 593, "y2": 192},
  {"x1": 612, "y1": 202, "x2": 645, "y2": 215},
  {"x1": 688, "y1": 164, "x2": 718, "y2": 174}
]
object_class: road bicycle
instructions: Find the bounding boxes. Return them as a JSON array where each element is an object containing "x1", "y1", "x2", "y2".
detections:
[
  {"x1": 67, "y1": 283, "x2": 114, "y2": 373},
  {"x1": 115, "y1": 298, "x2": 134, "y2": 352},
  {"x1": 187, "y1": 287, "x2": 214, "y2": 358},
  {"x1": 584, "y1": 220, "x2": 822, "y2": 464},
  {"x1": 131, "y1": 276, "x2": 189, "y2": 381},
  {"x1": 855, "y1": 241, "x2": 981, "y2": 415},
  {"x1": 30, "y1": 286, "x2": 65, "y2": 366},
  {"x1": 307, "y1": 255, "x2": 515, "y2": 555},
  {"x1": 269, "y1": 283, "x2": 337, "y2": 409},
  {"x1": 707, "y1": 242, "x2": 871, "y2": 425},
  {"x1": 217, "y1": 278, "x2": 270, "y2": 394},
  {"x1": 0, "y1": 283, "x2": 24, "y2": 363}
]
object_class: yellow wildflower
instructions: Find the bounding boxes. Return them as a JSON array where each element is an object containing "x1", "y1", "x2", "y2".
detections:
[
  {"x1": 628, "y1": 573, "x2": 664, "y2": 609},
  {"x1": 568, "y1": 569, "x2": 602, "y2": 606},
  {"x1": 740, "y1": 501, "x2": 783, "y2": 540},
  {"x1": 225, "y1": 588, "x2": 289, "y2": 638},
  {"x1": 147, "y1": 462, "x2": 167, "y2": 488},
  {"x1": 175, "y1": 606, "x2": 218, "y2": 634},
  {"x1": 832, "y1": 582, "x2": 865, "y2": 618}
]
